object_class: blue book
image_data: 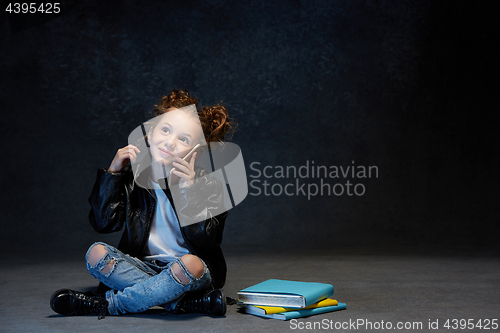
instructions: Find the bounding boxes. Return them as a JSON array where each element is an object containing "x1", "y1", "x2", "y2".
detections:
[
  {"x1": 237, "y1": 279, "x2": 334, "y2": 308},
  {"x1": 246, "y1": 303, "x2": 347, "y2": 320}
]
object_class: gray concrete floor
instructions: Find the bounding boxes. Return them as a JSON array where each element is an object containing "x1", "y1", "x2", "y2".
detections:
[{"x1": 1, "y1": 251, "x2": 499, "y2": 333}]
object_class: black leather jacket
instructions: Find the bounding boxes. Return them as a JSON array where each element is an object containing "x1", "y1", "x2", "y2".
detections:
[{"x1": 88, "y1": 165, "x2": 227, "y2": 289}]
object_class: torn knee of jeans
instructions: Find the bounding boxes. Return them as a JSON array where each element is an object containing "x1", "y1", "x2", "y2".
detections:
[
  {"x1": 171, "y1": 263, "x2": 191, "y2": 285},
  {"x1": 87, "y1": 254, "x2": 117, "y2": 278},
  {"x1": 100, "y1": 259, "x2": 116, "y2": 275}
]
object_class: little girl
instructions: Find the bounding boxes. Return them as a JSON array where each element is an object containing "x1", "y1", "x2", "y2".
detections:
[{"x1": 50, "y1": 90, "x2": 233, "y2": 318}]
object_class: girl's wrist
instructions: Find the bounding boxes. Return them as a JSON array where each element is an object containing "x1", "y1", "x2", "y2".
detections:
[{"x1": 106, "y1": 167, "x2": 123, "y2": 175}]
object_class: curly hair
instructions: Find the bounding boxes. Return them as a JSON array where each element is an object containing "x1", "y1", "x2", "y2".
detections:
[
  {"x1": 152, "y1": 89, "x2": 198, "y2": 115},
  {"x1": 152, "y1": 89, "x2": 235, "y2": 144}
]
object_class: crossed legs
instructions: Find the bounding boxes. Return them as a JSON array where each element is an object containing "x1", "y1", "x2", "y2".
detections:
[{"x1": 85, "y1": 242, "x2": 211, "y2": 315}]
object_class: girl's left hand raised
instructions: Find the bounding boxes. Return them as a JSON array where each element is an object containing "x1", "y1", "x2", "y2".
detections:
[{"x1": 169, "y1": 152, "x2": 197, "y2": 188}]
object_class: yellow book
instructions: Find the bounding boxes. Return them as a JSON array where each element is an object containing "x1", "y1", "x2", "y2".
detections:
[{"x1": 246, "y1": 298, "x2": 338, "y2": 315}]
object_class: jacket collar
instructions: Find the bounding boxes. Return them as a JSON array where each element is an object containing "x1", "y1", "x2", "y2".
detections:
[{"x1": 133, "y1": 163, "x2": 172, "y2": 192}]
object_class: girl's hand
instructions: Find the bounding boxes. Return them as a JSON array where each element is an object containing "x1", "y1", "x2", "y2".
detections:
[
  {"x1": 108, "y1": 145, "x2": 140, "y2": 172},
  {"x1": 170, "y1": 152, "x2": 197, "y2": 188}
]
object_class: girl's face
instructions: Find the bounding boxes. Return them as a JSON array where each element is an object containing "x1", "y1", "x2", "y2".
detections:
[{"x1": 148, "y1": 108, "x2": 202, "y2": 169}]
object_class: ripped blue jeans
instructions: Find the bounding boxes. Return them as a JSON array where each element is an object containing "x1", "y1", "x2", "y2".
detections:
[{"x1": 85, "y1": 242, "x2": 212, "y2": 315}]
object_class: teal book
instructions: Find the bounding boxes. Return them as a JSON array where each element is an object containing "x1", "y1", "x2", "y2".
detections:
[
  {"x1": 237, "y1": 279, "x2": 334, "y2": 308},
  {"x1": 246, "y1": 302, "x2": 347, "y2": 320}
]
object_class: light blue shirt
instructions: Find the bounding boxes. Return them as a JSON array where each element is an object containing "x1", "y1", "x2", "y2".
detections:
[{"x1": 142, "y1": 180, "x2": 189, "y2": 263}]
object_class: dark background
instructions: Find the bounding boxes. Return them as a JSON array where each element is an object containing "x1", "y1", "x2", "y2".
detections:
[{"x1": 1, "y1": 0, "x2": 499, "y2": 258}]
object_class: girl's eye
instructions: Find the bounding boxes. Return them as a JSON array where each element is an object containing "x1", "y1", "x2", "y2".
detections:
[
  {"x1": 162, "y1": 128, "x2": 170, "y2": 134},
  {"x1": 180, "y1": 137, "x2": 188, "y2": 144}
]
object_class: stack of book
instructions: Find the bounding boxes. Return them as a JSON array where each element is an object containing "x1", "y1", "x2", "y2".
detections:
[{"x1": 237, "y1": 279, "x2": 346, "y2": 320}]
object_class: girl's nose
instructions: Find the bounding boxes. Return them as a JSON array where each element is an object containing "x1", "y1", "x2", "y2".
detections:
[{"x1": 165, "y1": 136, "x2": 176, "y2": 149}]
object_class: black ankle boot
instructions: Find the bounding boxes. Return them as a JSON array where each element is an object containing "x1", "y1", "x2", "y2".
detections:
[
  {"x1": 176, "y1": 289, "x2": 226, "y2": 316},
  {"x1": 50, "y1": 289, "x2": 109, "y2": 319}
]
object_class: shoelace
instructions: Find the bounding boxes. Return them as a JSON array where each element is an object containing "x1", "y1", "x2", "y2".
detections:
[
  {"x1": 182, "y1": 296, "x2": 209, "y2": 313},
  {"x1": 98, "y1": 308, "x2": 107, "y2": 320},
  {"x1": 226, "y1": 296, "x2": 238, "y2": 305},
  {"x1": 74, "y1": 292, "x2": 108, "y2": 319}
]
